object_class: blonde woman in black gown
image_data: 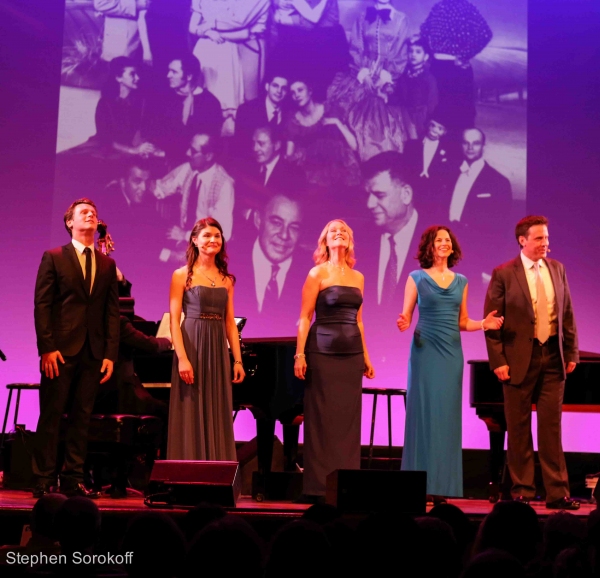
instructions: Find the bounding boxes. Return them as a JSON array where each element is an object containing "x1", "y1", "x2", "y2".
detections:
[
  {"x1": 294, "y1": 219, "x2": 375, "y2": 502},
  {"x1": 168, "y1": 217, "x2": 245, "y2": 460}
]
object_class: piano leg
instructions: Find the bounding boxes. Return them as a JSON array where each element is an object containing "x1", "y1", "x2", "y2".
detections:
[
  {"x1": 488, "y1": 430, "x2": 506, "y2": 503},
  {"x1": 282, "y1": 424, "x2": 300, "y2": 472}
]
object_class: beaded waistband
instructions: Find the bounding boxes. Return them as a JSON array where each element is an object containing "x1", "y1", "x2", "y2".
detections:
[{"x1": 193, "y1": 313, "x2": 223, "y2": 320}]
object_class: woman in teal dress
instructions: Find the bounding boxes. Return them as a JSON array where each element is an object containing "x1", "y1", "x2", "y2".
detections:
[{"x1": 397, "y1": 226, "x2": 503, "y2": 498}]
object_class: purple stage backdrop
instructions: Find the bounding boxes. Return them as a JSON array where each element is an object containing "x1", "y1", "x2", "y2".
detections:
[{"x1": 0, "y1": 0, "x2": 599, "y2": 454}]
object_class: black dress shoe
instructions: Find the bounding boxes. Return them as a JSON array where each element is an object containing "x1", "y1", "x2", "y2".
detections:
[
  {"x1": 62, "y1": 483, "x2": 100, "y2": 499},
  {"x1": 513, "y1": 496, "x2": 531, "y2": 505},
  {"x1": 32, "y1": 483, "x2": 51, "y2": 499},
  {"x1": 546, "y1": 497, "x2": 580, "y2": 510}
]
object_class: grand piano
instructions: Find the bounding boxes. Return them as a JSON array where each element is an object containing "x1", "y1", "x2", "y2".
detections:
[
  {"x1": 469, "y1": 352, "x2": 600, "y2": 501},
  {"x1": 132, "y1": 321, "x2": 303, "y2": 498}
]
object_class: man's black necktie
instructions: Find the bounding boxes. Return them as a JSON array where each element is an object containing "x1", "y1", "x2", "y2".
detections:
[
  {"x1": 83, "y1": 247, "x2": 92, "y2": 295},
  {"x1": 262, "y1": 264, "x2": 280, "y2": 313},
  {"x1": 381, "y1": 235, "x2": 398, "y2": 305}
]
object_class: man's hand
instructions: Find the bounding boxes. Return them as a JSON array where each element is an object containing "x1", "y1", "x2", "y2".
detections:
[
  {"x1": 494, "y1": 365, "x2": 510, "y2": 382},
  {"x1": 565, "y1": 361, "x2": 577, "y2": 374},
  {"x1": 41, "y1": 351, "x2": 65, "y2": 379},
  {"x1": 99, "y1": 359, "x2": 114, "y2": 384}
]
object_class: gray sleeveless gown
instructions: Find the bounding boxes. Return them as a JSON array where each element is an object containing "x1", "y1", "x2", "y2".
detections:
[
  {"x1": 303, "y1": 285, "x2": 364, "y2": 496},
  {"x1": 167, "y1": 285, "x2": 236, "y2": 461}
]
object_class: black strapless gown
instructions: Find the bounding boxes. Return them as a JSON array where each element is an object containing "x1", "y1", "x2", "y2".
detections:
[{"x1": 303, "y1": 285, "x2": 364, "y2": 496}]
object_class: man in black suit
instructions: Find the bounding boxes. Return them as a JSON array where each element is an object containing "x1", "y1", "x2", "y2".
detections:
[
  {"x1": 33, "y1": 199, "x2": 120, "y2": 498},
  {"x1": 358, "y1": 152, "x2": 422, "y2": 383},
  {"x1": 229, "y1": 193, "x2": 309, "y2": 336},
  {"x1": 403, "y1": 112, "x2": 455, "y2": 223},
  {"x1": 484, "y1": 215, "x2": 579, "y2": 509},
  {"x1": 234, "y1": 72, "x2": 289, "y2": 159},
  {"x1": 447, "y1": 128, "x2": 513, "y2": 285}
]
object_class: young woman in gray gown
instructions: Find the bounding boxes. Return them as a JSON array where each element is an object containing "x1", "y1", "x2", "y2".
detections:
[
  {"x1": 168, "y1": 217, "x2": 245, "y2": 460},
  {"x1": 294, "y1": 219, "x2": 375, "y2": 502}
]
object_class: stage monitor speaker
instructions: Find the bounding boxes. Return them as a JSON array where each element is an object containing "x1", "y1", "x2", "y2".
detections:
[
  {"x1": 145, "y1": 460, "x2": 241, "y2": 508},
  {"x1": 326, "y1": 470, "x2": 426, "y2": 515},
  {"x1": 2, "y1": 428, "x2": 35, "y2": 490}
]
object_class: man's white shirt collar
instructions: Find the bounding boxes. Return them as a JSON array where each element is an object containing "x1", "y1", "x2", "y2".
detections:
[
  {"x1": 520, "y1": 251, "x2": 546, "y2": 270},
  {"x1": 71, "y1": 238, "x2": 94, "y2": 253},
  {"x1": 252, "y1": 239, "x2": 293, "y2": 311}
]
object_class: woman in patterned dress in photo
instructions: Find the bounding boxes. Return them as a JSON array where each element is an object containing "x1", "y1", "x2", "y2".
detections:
[
  {"x1": 326, "y1": 0, "x2": 412, "y2": 161},
  {"x1": 167, "y1": 217, "x2": 245, "y2": 460}
]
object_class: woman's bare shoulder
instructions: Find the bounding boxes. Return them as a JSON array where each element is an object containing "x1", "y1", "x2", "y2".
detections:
[{"x1": 172, "y1": 266, "x2": 187, "y2": 280}]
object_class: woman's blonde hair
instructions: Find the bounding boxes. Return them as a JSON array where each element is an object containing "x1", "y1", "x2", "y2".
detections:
[{"x1": 312, "y1": 219, "x2": 356, "y2": 268}]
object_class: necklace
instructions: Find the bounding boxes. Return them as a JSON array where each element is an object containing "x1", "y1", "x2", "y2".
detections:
[
  {"x1": 195, "y1": 268, "x2": 217, "y2": 287},
  {"x1": 327, "y1": 260, "x2": 345, "y2": 276}
]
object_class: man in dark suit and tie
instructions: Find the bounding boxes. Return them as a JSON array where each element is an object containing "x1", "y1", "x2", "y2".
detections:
[
  {"x1": 234, "y1": 72, "x2": 289, "y2": 159},
  {"x1": 448, "y1": 128, "x2": 513, "y2": 285},
  {"x1": 229, "y1": 193, "x2": 310, "y2": 336},
  {"x1": 484, "y1": 215, "x2": 580, "y2": 510},
  {"x1": 233, "y1": 125, "x2": 306, "y2": 240},
  {"x1": 33, "y1": 199, "x2": 120, "y2": 498},
  {"x1": 403, "y1": 111, "x2": 455, "y2": 223},
  {"x1": 359, "y1": 152, "x2": 422, "y2": 383},
  {"x1": 361, "y1": 151, "x2": 422, "y2": 313}
]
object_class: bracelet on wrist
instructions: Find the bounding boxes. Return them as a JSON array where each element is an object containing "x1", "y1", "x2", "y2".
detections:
[
  {"x1": 294, "y1": 353, "x2": 305, "y2": 360},
  {"x1": 233, "y1": 360, "x2": 243, "y2": 365},
  {"x1": 481, "y1": 319, "x2": 487, "y2": 332}
]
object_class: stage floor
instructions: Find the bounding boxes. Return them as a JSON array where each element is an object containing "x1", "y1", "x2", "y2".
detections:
[{"x1": 0, "y1": 488, "x2": 595, "y2": 520}]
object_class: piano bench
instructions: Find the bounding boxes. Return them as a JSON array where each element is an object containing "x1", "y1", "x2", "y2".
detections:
[
  {"x1": 362, "y1": 388, "x2": 407, "y2": 470},
  {"x1": 1, "y1": 383, "x2": 40, "y2": 449}
]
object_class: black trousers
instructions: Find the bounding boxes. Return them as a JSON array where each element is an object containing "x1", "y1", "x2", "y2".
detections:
[
  {"x1": 32, "y1": 339, "x2": 101, "y2": 486},
  {"x1": 503, "y1": 336, "x2": 570, "y2": 502}
]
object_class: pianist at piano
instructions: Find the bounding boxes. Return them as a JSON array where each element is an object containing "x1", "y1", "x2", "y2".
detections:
[{"x1": 483, "y1": 216, "x2": 580, "y2": 510}]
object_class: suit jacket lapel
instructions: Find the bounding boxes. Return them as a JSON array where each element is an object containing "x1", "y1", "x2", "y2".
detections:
[
  {"x1": 513, "y1": 256, "x2": 535, "y2": 318},
  {"x1": 546, "y1": 258, "x2": 563, "y2": 321},
  {"x1": 64, "y1": 243, "x2": 88, "y2": 297}
]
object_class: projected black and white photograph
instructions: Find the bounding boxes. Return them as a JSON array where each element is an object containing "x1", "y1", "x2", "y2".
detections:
[{"x1": 54, "y1": 0, "x2": 527, "y2": 390}]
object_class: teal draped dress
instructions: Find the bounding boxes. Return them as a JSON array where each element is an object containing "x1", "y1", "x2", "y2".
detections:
[{"x1": 401, "y1": 269, "x2": 467, "y2": 497}]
